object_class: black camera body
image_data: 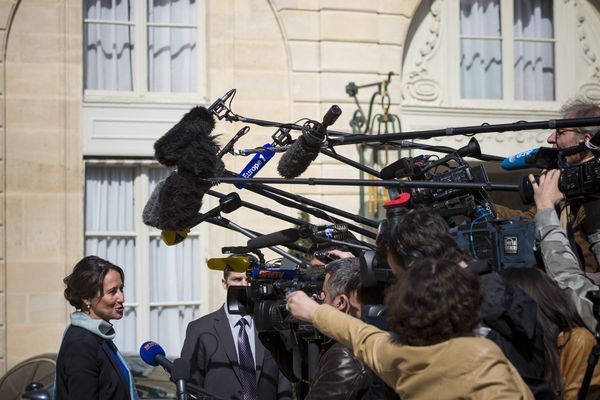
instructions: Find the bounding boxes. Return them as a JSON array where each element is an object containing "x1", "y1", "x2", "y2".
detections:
[
  {"x1": 519, "y1": 158, "x2": 600, "y2": 205},
  {"x1": 227, "y1": 264, "x2": 324, "y2": 333}
]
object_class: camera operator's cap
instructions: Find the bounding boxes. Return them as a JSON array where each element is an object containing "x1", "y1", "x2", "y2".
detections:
[
  {"x1": 383, "y1": 192, "x2": 411, "y2": 209},
  {"x1": 207, "y1": 256, "x2": 250, "y2": 273}
]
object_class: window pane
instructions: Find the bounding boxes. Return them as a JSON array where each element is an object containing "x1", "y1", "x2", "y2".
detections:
[
  {"x1": 113, "y1": 308, "x2": 138, "y2": 354},
  {"x1": 149, "y1": 237, "x2": 200, "y2": 303},
  {"x1": 84, "y1": 23, "x2": 134, "y2": 91},
  {"x1": 147, "y1": 27, "x2": 197, "y2": 92},
  {"x1": 148, "y1": 0, "x2": 196, "y2": 24},
  {"x1": 461, "y1": 39, "x2": 502, "y2": 99},
  {"x1": 514, "y1": 41, "x2": 555, "y2": 100},
  {"x1": 84, "y1": 0, "x2": 134, "y2": 21},
  {"x1": 514, "y1": 0, "x2": 553, "y2": 39},
  {"x1": 150, "y1": 306, "x2": 198, "y2": 357},
  {"x1": 460, "y1": 0, "x2": 501, "y2": 36},
  {"x1": 85, "y1": 166, "x2": 135, "y2": 231},
  {"x1": 148, "y1": 236, "x2": 200, "y2": 357}
]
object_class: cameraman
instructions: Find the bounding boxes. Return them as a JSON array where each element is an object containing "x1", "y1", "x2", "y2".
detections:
[
  {"x1": 530, "y1": 169, "x2": 599, "y2": 331},
  {"x1": 498, "y1": 98, "x2": 600, "y2": 274},
  {"x1": 306, "y1": 258, "x2": 371, "y2": 400},
  {"x1": 383, "y1": 206, "x2": 555, "y2": 399}
]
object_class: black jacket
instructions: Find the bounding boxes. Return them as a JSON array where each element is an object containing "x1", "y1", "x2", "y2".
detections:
[
  {"x1": 306, "y1": 341, "x2": 371, "y2": 400},
  {"x1": 468, "y1": 261, "x2": 556, "y2": 400},
  {"x1": 55, "y1": 325, "x2": 131, "y2": 400}
]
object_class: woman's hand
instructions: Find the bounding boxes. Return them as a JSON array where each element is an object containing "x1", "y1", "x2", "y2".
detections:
[
  {"x1": 286, "y1": 291, "x2": 319, "y2": 323},
  {"x1": 532, "y1": 169, "x2": 564, "y2": 209}
]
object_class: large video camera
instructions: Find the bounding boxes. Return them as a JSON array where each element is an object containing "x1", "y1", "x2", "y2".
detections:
[
  {"x1": 225, "y1": 257, "x2": 324, "y2": 333},
  {"x1": 382, "y1": 138, "x2": 494, "y2": 224},
  {"x1": 519, "y1": 157, "x2": 600, "y2": 204},
  {"x1": 512, "y1": 131, "x2": 600, "y2": 204},
  {"x1": 360, "y1": 138, "x2": 537, "y2": 286}
]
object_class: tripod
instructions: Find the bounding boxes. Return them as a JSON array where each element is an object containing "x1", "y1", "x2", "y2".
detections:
[{"x1": 578, "y1": 290, "x2": 600, "y2": 399}]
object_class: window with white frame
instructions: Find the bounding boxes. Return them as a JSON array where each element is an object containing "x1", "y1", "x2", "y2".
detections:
[
  {"x1": 85, "y1": 163, "x2": 203, "y2": 356},
  {"x1": 83, "y1": 0, "x2": 203, "y2": 96},
  {"x1": 459, "y1": 0, "x2": 555, "y2": 101}
]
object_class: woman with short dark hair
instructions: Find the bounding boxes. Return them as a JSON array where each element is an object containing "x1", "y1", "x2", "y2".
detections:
[
  {"x1": 55, "y1": 255, "x2": 137, "y2": 399},
  {"x1": 287, "y1": 258, "x2": 533, "y2": 399}
]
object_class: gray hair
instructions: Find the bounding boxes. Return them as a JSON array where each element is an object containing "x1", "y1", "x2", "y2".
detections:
[
  {"x1": 324, "y1": 257, "x2": 360, "y2": 300},
  {"x1": 560, "y1": 97, "x2": 600, "y2": 137}
]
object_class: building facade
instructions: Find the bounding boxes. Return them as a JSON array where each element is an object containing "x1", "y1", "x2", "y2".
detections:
[{"x1": 1, "y1": 0, "x2": 599, "y2": 371}]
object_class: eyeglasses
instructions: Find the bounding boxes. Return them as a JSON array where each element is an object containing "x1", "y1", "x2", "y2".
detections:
[{"x1": 555, "y1": 128, "x2": 579, "y2": 137}]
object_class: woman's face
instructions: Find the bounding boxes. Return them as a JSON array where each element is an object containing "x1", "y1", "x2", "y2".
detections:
[{"x1": 89, "y1": 269, "x2": 125, "y2": 322}]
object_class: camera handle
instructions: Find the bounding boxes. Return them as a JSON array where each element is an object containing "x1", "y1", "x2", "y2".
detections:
[{"x1": 578, "y1": 290, "x2": 600, "y2": 400}]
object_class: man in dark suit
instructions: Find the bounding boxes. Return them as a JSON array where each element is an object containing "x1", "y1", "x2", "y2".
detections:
[{"x1": 181, "y1": 268, "x2": 292, "y2": 400}]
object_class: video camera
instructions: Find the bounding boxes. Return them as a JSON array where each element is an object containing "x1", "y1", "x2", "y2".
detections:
[
  {"x1": 514, "y1": 131, "x2": 600, "y2": 204},
  {"x1": 381, "y1": 138, "x2": 494, "y2": 225},
  {"x1": 519, "y1": 157, "x2": 600, "y2": 204},
  {"x1": 223, "y1": 256, "x2": 324, "y2": 333},
  {"x1": 360, "y1": 138, "x2": 537, "y2": 286}
]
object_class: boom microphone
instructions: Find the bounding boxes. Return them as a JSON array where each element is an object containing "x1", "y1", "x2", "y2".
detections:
[
  {"x1": 501, "y1": 147, "x2": 559, "y2": 170},
  {"x1": 246, "y1": 228, "x2": 301, "y2": 249},
  {"x1": 277, "y1": 105, "x2": 342, "y2": 179}
]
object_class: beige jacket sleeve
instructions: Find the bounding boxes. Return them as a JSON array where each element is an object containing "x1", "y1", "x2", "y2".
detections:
[{"x1": 312, "y1": 304, "x2": 400, "y2": 388}]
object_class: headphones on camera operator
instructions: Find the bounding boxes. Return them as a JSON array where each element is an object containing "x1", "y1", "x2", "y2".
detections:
[{"x1": 382, "y1": 193, "x2": 425, "y2": 267}]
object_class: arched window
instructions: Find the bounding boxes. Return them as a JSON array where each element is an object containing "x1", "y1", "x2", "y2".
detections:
[{"x1": 401, "y1": 0, "x2": 600, "y2": 153}]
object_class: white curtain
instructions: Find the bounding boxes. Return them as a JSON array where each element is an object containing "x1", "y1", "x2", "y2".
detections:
[
  {"x1": 85, "y1": 166, "x2": 137, "y2": 353},
  {"x1": 147, "y1": 0, "x2": 197, "y2": 92},
  {"x1": 460, "y1": 0, "x2": 502, "y2": 99},
  {"x1": 147, "y1": 168, "x2": 200, "y2": 356},
  {"x1": 514, "y1": 0, "x2": 554, "y2": 100},
  {"x1": 84, "y1": 0, "x2": 134, "y2": 91}
]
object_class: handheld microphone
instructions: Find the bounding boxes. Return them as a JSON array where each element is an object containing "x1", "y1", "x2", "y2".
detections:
[
  {"x1": 140, "y1": 341, "x2": 226, "y2": 400},
  {"x1": 236, "y1": 144, "x2": 276, "y2": 188},
  {"x1": 277, "y1": 105, "x2": 342, "y2": 179},
  {"x1": 139, "y1": 341, "x2": 172, "y2": 371},
  {"x1": 501, "y1": 147, "x2": 560, "y2": 170}
]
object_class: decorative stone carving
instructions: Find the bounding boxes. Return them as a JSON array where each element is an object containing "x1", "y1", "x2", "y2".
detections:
[
  {"x1": 574, "y1": 1, "x2": 600, "y2": 102},
  {"x1": 402, "y1": 0, "x2": 442, "y2": 104}
]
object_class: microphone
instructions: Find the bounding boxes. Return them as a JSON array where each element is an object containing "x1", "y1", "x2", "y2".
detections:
[
  {"x1": 172, "y1": 358, "x2": 189, "y2": 400},
  {"x1": 161, "y1": 192, "x2": 242, "y2": 246},
  {"x1": 207, "y1": 88, "x2": 236, "y2": 115},
  {"x1": 314, "y1": 223, "x2": 349, "y2": 241},
  {"x1": 246, "y1": 228, "x2": 300, "y2": 249},
  {"x1": 140, "y1": 341, "x2": 226, "y2": 400},
  {"x1": 139, "y1": 341, "x2": 172, "y2": 371},
  {"x1": 277, "y1": 105, "x2": 342, "y2": 179},
  {"x1": 501, "y1": 147, "x2": 560, "y2": 170},
  {"x1": 143, "y1": 106, "x2": 225, "y2": 233},
  {"x1": 217, "y1": 126, "x2": 250, "y2": 158}
]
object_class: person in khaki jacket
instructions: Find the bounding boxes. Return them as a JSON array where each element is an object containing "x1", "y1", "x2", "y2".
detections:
[{"x1": 286, "y1": 258, "x2": 534, "y2": 400}]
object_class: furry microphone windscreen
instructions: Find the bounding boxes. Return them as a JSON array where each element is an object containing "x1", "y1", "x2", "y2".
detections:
[
  {"x1": 154, "y1": 106, "x2": 224, "y2": 176},
  {"x1": 276, "y1": 135, "x2": 321, "y2": 179},
  {"x1": 144, "y1": 106, "x2": 225, "y2": 231}
]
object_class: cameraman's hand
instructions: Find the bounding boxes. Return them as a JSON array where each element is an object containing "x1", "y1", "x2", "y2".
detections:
[
  {"x1": 532, "y1": 169, "x2": 564, "y2": 209},
  {"x1": 286, "y1": 291, "x2": 319, "y2": 323}
]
